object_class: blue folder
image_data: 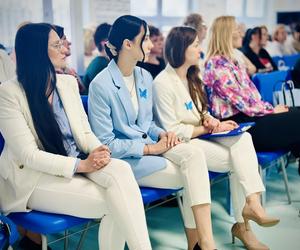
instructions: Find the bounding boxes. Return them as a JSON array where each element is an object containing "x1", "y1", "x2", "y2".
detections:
[{"x1": 199, "y1": 122, "x2": 255, "y2": 139}]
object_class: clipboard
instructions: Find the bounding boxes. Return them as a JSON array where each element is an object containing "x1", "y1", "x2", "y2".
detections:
[{"x1": 199, "y1": 122, "x2": 255, "y2": 139}]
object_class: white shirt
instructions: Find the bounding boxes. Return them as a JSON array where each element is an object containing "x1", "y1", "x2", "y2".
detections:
[{"x1": 123, "y1": 73, "x2": 139, "y2": 115}]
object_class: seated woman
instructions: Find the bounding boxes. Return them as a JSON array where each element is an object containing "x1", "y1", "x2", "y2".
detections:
[
  {"x1": 89, "y1": 15, "x2": 225, "y2": 250},
  {"x1": 153, "y1": 26, "x2": 279, "y2": 250},
  {"x1": 242, "y1": 26, "x2": 277, "y2": 73},
  {"x1": 0, "y1": 23, "x2": 153, "y2": 250},
  {"x1": 203, "y1": 16, "x2": 300, "y2": 171}
]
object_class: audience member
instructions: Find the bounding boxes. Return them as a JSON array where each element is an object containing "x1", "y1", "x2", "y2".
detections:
[
  {"x1": 0, "y1": 22, "x2": 152, "y2": 250},
  {"x1": 203, "y1": 16, "x2": 300, "y2": 173},
  {"x1": 265, "y1": 24, "x2": 291, "y2": 56},
  {"x1": 153, "y1": 26, "x2": 277, "y2": 250},
  {"x1": 89, "y1": 15, "x2": 227, "y2": 250},
  {"x1": 242, "y1": 26, "x2": 277, "y2": 73},
  {"x1": 83, "y1": 27, "x2": 97, "y2": 68},
  {"x1": 54, "y1": 25, "x2": 86, "y2": 94},
  {"x1": 137, "y1": 25, "x2": 166, "y2": 78},
  {"x1": 83, "y1": 23, "x2": 111, "y2": 90}
]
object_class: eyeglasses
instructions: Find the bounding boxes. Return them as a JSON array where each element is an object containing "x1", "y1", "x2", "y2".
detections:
[{"x1": 49, "y1": 40, "x2": 64, "y2": 51}]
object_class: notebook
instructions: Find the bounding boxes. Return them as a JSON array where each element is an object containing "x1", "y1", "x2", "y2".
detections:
[{"x1": 199, "y1": 122, "x2": 255, "y2": 139}]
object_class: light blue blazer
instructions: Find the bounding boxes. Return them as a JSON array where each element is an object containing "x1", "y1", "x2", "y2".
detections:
[{"x1": 88, "y1": 60, "x2": 166, "y2": 179}]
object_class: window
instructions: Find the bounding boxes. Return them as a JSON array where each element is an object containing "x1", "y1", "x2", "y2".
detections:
[
  {"x1": 162, "y1": 0, "x2": 188, "y2": 17},
  {"x1": 131, "y1": 0, "x2": 157, "y2": 17}
]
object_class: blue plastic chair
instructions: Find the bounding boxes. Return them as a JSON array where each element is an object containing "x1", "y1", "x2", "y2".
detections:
[
  {"x1": 256, "y1": 150, "x2": 291, "y2": 205},
  {"x1": 283, "y1": 54, "x2": 300, "y2": 69},
  {"x1": 272, "y1": 56, "x2": 285, "y2": 69},
  {"x1": 0, "y1": 133, "x2": 92, "y2": 250},
  {"x1": 252, "y1": 70, "x2": 289, "y2": 104},
  {"x1": 0, "y1": 215, "x2": 19, "y2": 250}
]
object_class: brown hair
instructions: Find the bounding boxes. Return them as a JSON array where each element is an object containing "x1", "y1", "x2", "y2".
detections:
[
  {"x1": 165, "y1": 26, "x2": 207, "y2": 119},
  {"x1": 184, "y1": 13, "x2": 204, "y2": 31}
]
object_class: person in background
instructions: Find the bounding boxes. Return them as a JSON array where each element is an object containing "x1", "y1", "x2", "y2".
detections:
[
  {"x1": 0, "y1": 45, "x2": 15, "y2": 84},
  {"x1": 83, "y1": 27, "x2": 97, "y2": 69},
  {"x1": 233, "y1": 26, "x2": 257, "y2": 76},
  {"x1": 83, "y1": 23, "x2": 111, "y2": 90},
  {"x1": 291, "y1": 57, "x2": 300, "y2": 88},
  {"x1": 137, "y1": 25, "x2": 166, "y2": 79},
  {"x1": 183, "y1": 13, "x2": 208, "y2": 75},
  {"x1": 286, "y1": 23, "x2": 300, "y2": 54},
  {"x1": 265, "y1": 24, "x2": 291, "y2": 56},
  {"x1": 242, "y1": 26, "x2": 277, "y2": 73},
  {"x1": 203, "y1": 16, "x2": 300, "y2": 176},
  {"x1": 53, "y1": 25, "x2": 86, "y2": 94},
  {"x1": 0, "y1": 22, "x2": 153, "y2": 250}
]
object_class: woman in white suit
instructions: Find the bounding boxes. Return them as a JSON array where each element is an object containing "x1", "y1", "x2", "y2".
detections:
[
  {"x1": 89, "y1": 15, "x2": 224, "y2": 250},
  {"x1": 153, "y1": 26, "x2": 280, "y2": 250},
  {"x1": 0, "y1": 23, "x2": 152, "y2": 250}
]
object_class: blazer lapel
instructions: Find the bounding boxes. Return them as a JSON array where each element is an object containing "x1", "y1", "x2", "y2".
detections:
[
  {"x1": 107, "y1": 61, "x2": 137, "y2": 127},
  {"x1": 165, "y1": 64, "x2": 201, "y2": 120},
  {"x1": 56, "y1": 75, "x2": 87, "y2": 151},
  {"x1": 134, "y1": 68, "x2": 149, "y2": 128}
]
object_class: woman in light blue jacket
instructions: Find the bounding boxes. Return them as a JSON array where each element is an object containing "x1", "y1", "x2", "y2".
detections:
[{"x1": 89, "y1": 15, "x2": 216, "y2": 250}]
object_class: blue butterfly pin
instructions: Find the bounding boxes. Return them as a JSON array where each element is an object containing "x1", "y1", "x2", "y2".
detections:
[
  {"x1": 185, "y1": 101, "x2": 193, "y2": 110},
  {"x1": 139, "y1": 88, "x2": 147, "y2": 99}
]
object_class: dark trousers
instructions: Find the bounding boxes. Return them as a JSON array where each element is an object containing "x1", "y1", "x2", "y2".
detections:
[{"x1": 224, "y1": 107, "x2": 300, "y2": 158}]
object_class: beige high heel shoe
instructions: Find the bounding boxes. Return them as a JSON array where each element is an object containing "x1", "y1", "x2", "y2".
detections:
[
  {"x1": 242, "y1": 204, "x2": 280, "y2": 230},
  {"x1": 231, "y1": 223, "x2": 269, "y2": 250}
]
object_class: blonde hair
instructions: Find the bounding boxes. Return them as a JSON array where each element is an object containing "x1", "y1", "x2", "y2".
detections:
[
  {"x1": 84, "y1": 28, "x2": 96, "y2": 55},
  {"x1": 272, "y1": 24, "x2": 286, "y2": 41},
  {"x1": 206, "y1": 16, "x2": 236, "y2": 60}
]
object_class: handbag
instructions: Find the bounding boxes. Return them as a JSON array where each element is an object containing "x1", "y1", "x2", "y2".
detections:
[{"x1": 273, "y1": 80, "x2": 300, "y2": 107}]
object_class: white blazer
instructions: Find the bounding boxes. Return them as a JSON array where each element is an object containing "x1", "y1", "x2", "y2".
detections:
[
  {"x1": 0, "y1": 74, "x2": 101, "y2": 213},
  {"x1": 153, "y1": 64, "x2": 211, "y2": 142}
]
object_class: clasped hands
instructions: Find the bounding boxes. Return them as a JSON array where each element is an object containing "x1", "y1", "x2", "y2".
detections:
[
  {"x1": 203, "y1": 116, "x2": 238, "y2": 134},
  {"x1": 77, "y1": 145, "x2": 111, "y2": 173}
]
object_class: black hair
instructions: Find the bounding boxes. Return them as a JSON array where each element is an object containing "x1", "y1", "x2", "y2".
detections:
[
  {"x1": 148, "y1": 25, "x2": 161, "y2": 37},
  {"x1": 94, "y1": 23, "x2": 111, "y2": 52},
  {"x1": 53, "y1": 25, "x2": 64, "y2": 39},
  {"x1": 15, "y1": 23, "x2": 67, "y2": 156},
  {"x1": 242, "y1": 27, "x2": 261, "y2": 47},
  {"x1": 105, "y1": 15, "x2": 148, "y2": 62}
]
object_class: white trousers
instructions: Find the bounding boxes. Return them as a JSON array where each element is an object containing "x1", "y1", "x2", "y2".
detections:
[
  {"x1": 27, "y1": 159, "x2": 152, "y2": 250},
  {"x1": 138, "y1": 132, "x2": 265, "y2": 228}
]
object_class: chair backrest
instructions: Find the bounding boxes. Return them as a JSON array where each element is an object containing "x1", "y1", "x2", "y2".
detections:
[
  {"x1": 0, "y1": 133, "x2": 4, "y2": 155},
  {"x1": 252, "y1": 70, "x2": 289, "y2": 104},
  {"x1": 272, "y1": 56, "x2": 284, "y2": 69},
  {"x1": 283, "y1": 54, "x2": 300, "y2": 69},
  {"x1": 81, "y1": 95, "x2": 88, "y2": 114}
]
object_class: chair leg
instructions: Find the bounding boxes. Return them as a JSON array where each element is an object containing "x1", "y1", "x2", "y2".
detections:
[
  {"x1": 259, "y1": 165, "x2": 266, "y2": 207},
  {"x1": 279, "y1": 158, "x2": 292, "y2": 204},
  {"x1": 76, "y1": 221, "x2": 92, "y2": 250},
  {"x1": 176, "y1": 191, "x2": 185, "y2": 226},
  {"x1": 64, "y1": 230, "x2": 69, "y2": 250},
  {"x1": 41, "y1": 234, "x2": 48, "y2": 250}
]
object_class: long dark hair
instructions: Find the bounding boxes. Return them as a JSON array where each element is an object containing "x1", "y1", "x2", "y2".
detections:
[
  {"x1": 243, "y1": 27, "x2": 261, "y2": 47},
  {"x1": 105, "y1": 15, "x2": 147, "y2": 63},
  {"x1": 15, "y1": 23, "x2": 67, "y2": 155},
  {"x1": 165, "y1": 26, "x2": 207, "y2": 120}
]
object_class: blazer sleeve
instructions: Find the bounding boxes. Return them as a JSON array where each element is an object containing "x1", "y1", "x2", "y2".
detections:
[
  {"x1": 68, "y1": 75, "x2": 102, "y2": 152},
  {"x1": 153, "y1": 78, "x2": 194, "y2": 139},
  {"x1": 88, "y1": 80, "x2": 145, "y2": 158},
  {"x1": 0, "y1": 83, "x2": 76, "y2": 178}
]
